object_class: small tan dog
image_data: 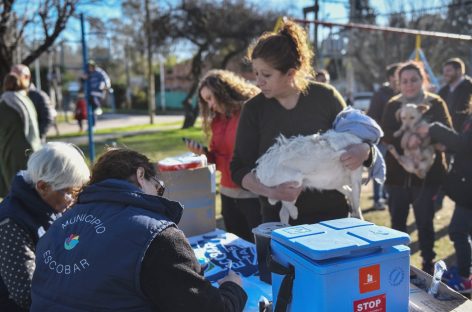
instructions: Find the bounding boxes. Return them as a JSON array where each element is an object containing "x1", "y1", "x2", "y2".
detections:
[{"x1": 388, "y1": 103, "x2": 435, "y2": 179}]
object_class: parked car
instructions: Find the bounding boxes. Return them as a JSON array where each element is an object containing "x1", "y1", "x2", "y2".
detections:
[{"x1": 351, "y1": 92, "x2": 373, "y2": 112}]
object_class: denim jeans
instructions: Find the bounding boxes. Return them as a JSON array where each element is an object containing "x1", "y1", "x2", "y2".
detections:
[
  {"x1": 373, "y1": 143, "x2": 388, "y2": 203},
  {"x1": 373, "y1": 180, "x2": 385, "y2": 203},
  {"x1": 449, "y1": 204, "x2": 472, "y2": 277},
  {"x1": 388, "y1": 185, "x2": 438, "y2": 263}
]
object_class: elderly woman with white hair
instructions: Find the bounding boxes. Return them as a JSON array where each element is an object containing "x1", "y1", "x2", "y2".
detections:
[{"x1": 0, "y1": 142, "x2": 90, "y2": 312}]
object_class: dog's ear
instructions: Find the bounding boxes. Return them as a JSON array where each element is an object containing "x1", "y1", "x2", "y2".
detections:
[
  {"x1": 417, "y1": 104, "x2": 430, "y2": 114},
  {"x1": 395, "y1": 107, "x2": 403, "y2": 122}
]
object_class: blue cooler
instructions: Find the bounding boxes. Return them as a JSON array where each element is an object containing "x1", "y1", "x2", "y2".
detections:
[{"x1": 270, "y1": 218, "x2": 410, "y2": 312}]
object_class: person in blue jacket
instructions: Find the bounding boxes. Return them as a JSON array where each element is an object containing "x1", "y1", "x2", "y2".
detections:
[
  {"x1": 85, "y1": 59, "x2": 111, "y2": 117},
  {"x1": 0, "y1": 142, "x2": 90, "y2": 312},
  {"x1": 30, "y1": 147, "x2": 247, "y2": 312}
]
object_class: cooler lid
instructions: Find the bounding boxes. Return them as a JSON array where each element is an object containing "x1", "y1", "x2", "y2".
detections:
[{"x1": 271, "y1": 218, "x2": 410, "y2": 261}]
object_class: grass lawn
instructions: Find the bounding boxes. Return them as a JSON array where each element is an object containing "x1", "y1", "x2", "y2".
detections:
[
  {"x1": 51, "y1": 121, "x2": 184, "y2": 139},
  {"x1": 359, "y1": 183, "x2": 455, "y2": 269},
  {"x1": 74, "y1": 126, "x2": 206, "y2": 162},
  {"x1": 52, "y1": 124, "x2": 456, "y2": 270}
]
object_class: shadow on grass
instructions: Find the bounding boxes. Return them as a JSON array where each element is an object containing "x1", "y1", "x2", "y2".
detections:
[
  {"x1": 408, "y1": 223, "x2": 450, "y2": 255},
  {"x1": 362, "y1": 206, "x2": 391, "y2": 215}
]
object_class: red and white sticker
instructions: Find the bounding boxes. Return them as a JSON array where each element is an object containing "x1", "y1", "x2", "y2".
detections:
[
  {"x1": 353, "y1": 294, "x2": 386, "y2": 312},
  {"x1": 359, "y1": 264, "x2": 380, "y2": 293}
]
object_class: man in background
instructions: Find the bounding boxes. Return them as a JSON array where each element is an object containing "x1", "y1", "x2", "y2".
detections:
[
  {"x1": 315, "y1": 69, "x2": 330, "y2": 84},
  {"x1": 438, "y1": 58, "x2": 472, "y2": 132},
  {"x1": 11, "y1": 64, "x2": 54, "y2": 142},
  {"x1": 0, "y1": 69, "x2": 41, "y2": 196},
  {"x1": 367, "y1": 63, "x2": 400, "y2": 210}
]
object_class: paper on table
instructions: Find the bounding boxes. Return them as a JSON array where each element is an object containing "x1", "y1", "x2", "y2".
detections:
[{"x1": 189, "y1": 230, "x2": 272, "y2": 312}]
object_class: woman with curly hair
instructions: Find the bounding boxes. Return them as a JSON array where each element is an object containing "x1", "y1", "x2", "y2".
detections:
[{"x1": 185, "y1": 69, "x2": 261, "y2": 242}]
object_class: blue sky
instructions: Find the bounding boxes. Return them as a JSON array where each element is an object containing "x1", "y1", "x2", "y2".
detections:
[
  {"x1": 40, "y1": 0, "x2": 446, "y2": 60},
  {"x1": 71, "y1": 0, "x2": 447, "y2": 35},
  {"x1": 75, "y1": 0, "x2": 446, "y2": 24},
  {"x1": 21, "y1": 0, "x2": 448, "y2": 42}
]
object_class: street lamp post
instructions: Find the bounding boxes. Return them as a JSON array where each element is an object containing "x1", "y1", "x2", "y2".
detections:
[{"x1": 80, "y1": 13, "x2": 95, "y2": 163}]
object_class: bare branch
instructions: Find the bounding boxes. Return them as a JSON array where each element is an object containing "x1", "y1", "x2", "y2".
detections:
[
  {"x1": 21, "y1": 0, "x2": 77, "y2": 66},
  {"x1": 0, "y1": 0, "x2": 15, "y2": 34}
]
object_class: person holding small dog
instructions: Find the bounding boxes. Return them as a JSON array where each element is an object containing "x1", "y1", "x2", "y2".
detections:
[
  {"x1": 381, "y1": 61, "x2": 452, "y2": 274},
  {"x1": 231, "y1": 18, "x2": 373, "y2": 225},
  {"x1": 185, "y1": 69, "x2": 262, "y2": 242}
]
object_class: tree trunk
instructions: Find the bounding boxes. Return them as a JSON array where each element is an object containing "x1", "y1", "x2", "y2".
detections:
[
  {"x1": 182, "y1": 43, "x2": 207, "y2": 129},
  {"x1": 181, "y1": 80, "x2": 199, "y2": 129},
  {"x1": 145, "y1": 0, "x2": 155, "y2": 124},
  {"x1": 0, "y1": 58, "x2": 12, "y2": 84}
]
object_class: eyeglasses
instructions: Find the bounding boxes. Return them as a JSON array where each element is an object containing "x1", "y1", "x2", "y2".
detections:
[
  {"x1": 150, "y1": 176, "x2": 165, "y2": 197},
  {"x1": 57, "y1": 187, "x2": 81, "y2": 200}
]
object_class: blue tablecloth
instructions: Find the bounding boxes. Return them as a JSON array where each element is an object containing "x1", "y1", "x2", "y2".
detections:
[{"x1": 188, "y1": 229, "x2": 272, "y2": 312}]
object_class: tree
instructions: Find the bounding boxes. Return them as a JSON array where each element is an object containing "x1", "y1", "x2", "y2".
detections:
[
  {"x1": 168, "y1": 0, "x2": 280, "y2": 128},
  {"x1": 109, "y1": 0, "x2": 173, "y2": 112},
  {"x1": 346, "y1": 0, "x2": 386, "y2": 90},
  {"x1": 430, "y1": 0, "x2": 472, "y2": 73},
  {"x1": 345, "y1": 0, "x2": 472, "y2": 91},
  {"x1": 0, "y1": 0, "x2": 80, "y2": 82}
]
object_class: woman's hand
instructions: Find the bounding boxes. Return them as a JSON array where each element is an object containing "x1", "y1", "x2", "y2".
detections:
[
  {"x1": 241, "y1": 172, "x2": 302, "y2": 202},
  {"x1": 416, "y1": 124, "x2": 430, "y2": 138},
  {"x1": 218, "y1": 270, "x2": 242, "y2": 287},
  {"x1": 434, "y1": 143, "x2": 446, "y2": 152},
  {"x1": 268, "y1": 181, "x2": 303, "y2": 202},
  {"x1": 340, "y1": 143, "x2": 370, "y2": 170},
  {"x1": 406, "y1": 133, "x2": 422, "y2": 149},
  {"x1": 184, "y1": 140, "x2": 206, "y2": 155}
]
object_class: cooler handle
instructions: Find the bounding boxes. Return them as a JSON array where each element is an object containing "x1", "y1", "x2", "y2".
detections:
[
  {"x1": 268, "y1": 254, "x2": 295, "y2": 312},
  {"x1": 347, "y1": 246, "x2": 382, "y2": 258}
]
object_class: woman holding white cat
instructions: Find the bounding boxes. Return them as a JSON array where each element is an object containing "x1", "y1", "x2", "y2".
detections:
[
  {"x1": 381, "y1": 61, "x2": 452, "y2": 274},
  {"x1": 231, "y1": 19, "x2": 373, "y2": 226}
]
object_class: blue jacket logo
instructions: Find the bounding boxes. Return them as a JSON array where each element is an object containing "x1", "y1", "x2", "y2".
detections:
[{"x1": 64, "y1": 234, "x2": 80, "y2": 250}]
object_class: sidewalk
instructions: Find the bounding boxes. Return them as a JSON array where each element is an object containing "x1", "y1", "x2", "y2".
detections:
[{"x1": 47, "y1": 112, "x2": 185, "y2": 145}]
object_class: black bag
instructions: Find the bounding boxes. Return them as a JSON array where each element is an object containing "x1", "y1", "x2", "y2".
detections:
[{"x1": 443, "y1": 163, "x2": 472, "y2": 207}]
